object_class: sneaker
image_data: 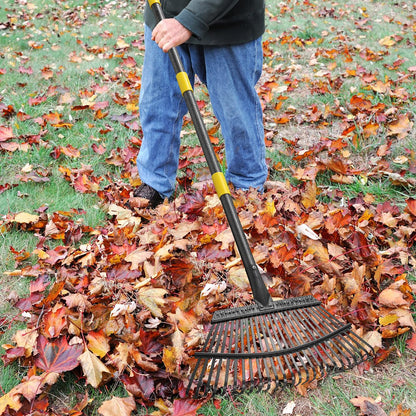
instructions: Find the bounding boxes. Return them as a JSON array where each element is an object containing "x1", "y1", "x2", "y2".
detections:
[{"x1": 132, "y1": 183, "x2": 164, "y2": 208}]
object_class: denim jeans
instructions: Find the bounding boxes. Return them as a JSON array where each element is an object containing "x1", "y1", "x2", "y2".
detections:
[{"x1": 137, "y1": 26, "x2": 267, "y2": 198}]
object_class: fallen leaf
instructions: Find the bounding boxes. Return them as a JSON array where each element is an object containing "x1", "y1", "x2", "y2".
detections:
[
  {"x1": 137, "y1": 287, "x2": 168, "y2": 318},
  {"x1": 14, "y1": 212, "x2": 40, "y2": 224},
  {"x1": 98, "y1": 395, "x2": 136, "y2": 416},
  {"x1": 35, "y1": 335, "x2": 83, "y2": 373},
  {"x1": 378, "y1": 289, "x2": 408, "y2": 308},
  {"x1": 78, "y1": 349, "x2": 111, "y2": 388},
  {"x1": 406, "y1": 332, "x2": 416, "y2": 351}
]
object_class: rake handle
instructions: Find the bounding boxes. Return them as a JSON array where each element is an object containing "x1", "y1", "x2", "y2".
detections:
[{"x1": 148, "y1": 0, "x2": 271, "y2": 307}]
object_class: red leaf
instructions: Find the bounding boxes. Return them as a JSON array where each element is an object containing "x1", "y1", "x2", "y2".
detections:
[
  {"x1": 0, "y1": 125, "x2": 13, "y2": 141},
  {"x1": 407, "y1": 333, "x2": 416, "y2": 352},
  {"x1": 406, "y1": 199, "x2": 416, "y2": 216},
  {"x1": 172, "y1": 399, "x2": 204, "y2": 416},
  {"x1": 29, "y1": 95, "x2": 47, "y2": 106},
  {"x1": 34, "y1": 335, "x2": 83, "y2": 373}
]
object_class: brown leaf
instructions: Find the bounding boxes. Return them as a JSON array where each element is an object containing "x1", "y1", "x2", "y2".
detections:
[
  {"x1": 389, "y1": 404, "x2": 411, "y2": 416},
  {"x1": 387, "y1": 114, "x2": 413, "y2": 139},
  {"x1": 98, "y1": 395, "x2": 136, "y2": 416},
  {"x1": 378, "y1": 289, "x2": 408, "y2": 308},
  {"x1": 406, "y1": 332, "x2": 416, "y2": 352},
  {"x1": 78, "y1": 349, "x2": 111, "y2": 388},
  {"x1": 350, "y1": 396, "x2": 386, "y2": 416}
]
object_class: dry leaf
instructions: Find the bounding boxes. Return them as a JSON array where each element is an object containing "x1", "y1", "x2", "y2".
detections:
[
  {"x1": 137, "y1": 287, "x2": 168, "y2": 318},
  {"x1": 78, "y1": 349, "x2": 111, "y2": 388},
  {"x1": 98, "y1": 395, "x2": 136, "y2": 416}
]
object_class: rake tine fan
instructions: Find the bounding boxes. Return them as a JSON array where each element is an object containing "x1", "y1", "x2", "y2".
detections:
[
  {"x1": 147, "y1": 0, "x2": 374, "y2": 398},
  {"x1": 189, "y1": 297, "x2": 373, "y2": 396}
]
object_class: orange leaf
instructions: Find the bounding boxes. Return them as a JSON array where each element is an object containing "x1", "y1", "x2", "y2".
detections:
[
  {"x1": 98, "y1": 396, "x2": 136, "y2": 416},
  {"x1": 0, "y1": 125, "x2": 13, "y2": 141},
  {"x1": 43, "y1": 306, "x2": 67, "y2": 338},
  {"x1": 35, "y1": 335, "x2": 83, "y2": 373},
  {"x1": 405, "y1": 199, "x2": 416, "y2": 216},
  {"x1": 406, "y1": 333, "x2": 416, "y2": 352},
  {"x1": 378, "y1": 288, "x2": 408, "y2": 308},
  {"x1": 387, "y1": 114, "x2": 413, "y2": 139}
]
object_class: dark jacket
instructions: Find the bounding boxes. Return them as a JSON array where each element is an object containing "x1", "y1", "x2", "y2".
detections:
[{"x1": 144, "y1": 0, "x2": 265, "y2": 45}]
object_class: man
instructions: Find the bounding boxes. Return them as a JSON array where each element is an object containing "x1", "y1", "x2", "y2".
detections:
[{"x1": 134, "y1": 0, "x2": 268, "y2": 208}]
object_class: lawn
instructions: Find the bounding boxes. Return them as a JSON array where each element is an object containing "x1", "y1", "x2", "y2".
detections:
[{"x1": 0, "y1": 0, "x2": 415, "y2": 415}]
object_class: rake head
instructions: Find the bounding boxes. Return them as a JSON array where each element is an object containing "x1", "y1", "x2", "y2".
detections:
[{"x1": 187, "y1": 296, "x2": 374, "y2": 397}]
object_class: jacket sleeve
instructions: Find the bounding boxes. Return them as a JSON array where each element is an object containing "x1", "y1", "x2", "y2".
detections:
[{"x1": 174, "y1": 0, "x2": 240, "y2": 39}]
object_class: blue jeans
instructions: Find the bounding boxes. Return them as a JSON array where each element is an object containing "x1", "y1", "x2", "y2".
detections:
[{"x1": 137, "y1": 26, "x2": 267, "y2": 198}]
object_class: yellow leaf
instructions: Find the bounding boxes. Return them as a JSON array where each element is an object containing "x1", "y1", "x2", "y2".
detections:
[
  {"x1": 0, "y1": 390, "x2": 22, "y2": 413},
  {"x1": 98, "y1": 396, "x2": 136, "y2": 416},
  {"x1": 14, "y1": 212, "x2": 40, "y2": 224},
  {"x1": 126, "y1": 103, "x2": 138, "y2": 112},
  {"x1": 379, "y1": 35, "x2": 395, "y2": 46},
  {"x1": 379, "y1": 314, "x2": 398, "y2": 326},
  {"x1": 138, "y1": 287, "x2": 168, "y2": 318},
  {"x1": 87, "y1": 331, "x2": 110, "y2": 358},
  {"x1": 162, "y1": 346, "x2": 177, "y2": 374},
  {"x1": 78, "y1": 349, "x2": 111, "y2": 388}
]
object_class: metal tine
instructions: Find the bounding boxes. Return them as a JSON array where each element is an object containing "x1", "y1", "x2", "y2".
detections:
[
  {"x1": 267, "y1": 311, "x2": 294, "y2": 384},
  {"x1": 318, "y1": 307, "x2": 374, "y2": 359},
  {"x1": 270, "y1": 312, "x2": 301, "y2": 385},
  {"x1": 309, "y1": 306, "x2": 357, "y2": 368},
  {"x1": 295, "y1": 306, "x2": 339, "y2": 369},
  {"x1": 248, "y1": 316, "x2": 263, "y2": 391},
  {"x1": 261, "y1": 313, "x2": 289, "y2": 384},
  {"x1": 235, "y1": 318, "x2": 244, "y2": 392},
  {"x1": 201, "y1": 321, "x2": 226, "y2": 395},
  {"x1": 190, "y1": 321, "x2": 220, "y2": 397},
  {"x1": 258, "y1": 314, "x2": 284, "y2": 385},
  {"x1": 293, "y1": 307, "x2": 339, "y2": 371},
  {"x1": 310, "y1": 309, "x2": 353, "y2": 370},
  {"x1": 272, "y1": 313, "x2": 299, "y2": 384},
  {"x1": 316, "y1": 306, "x2": 373, "y2": 357},
  {"x1": 312, "y1": 306, "x2": 365, "y2": 362},
  {"x1": 253, "y1": 315, "x2": 272, "y2": 390},
  {"x1": 281, "y1": 310, "x2": 314, "y2": 385},
  {"x1": 221, "y1": 318, "x2": 236, "y2": 391},
  {"x1": 213, "y1": 319, "x2": 233, "y2": 392},
  {"x1": 286, "y1": 309, "x2": 320, "y2": 381}
]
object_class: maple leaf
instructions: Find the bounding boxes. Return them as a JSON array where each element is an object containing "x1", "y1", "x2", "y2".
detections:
[
  {"x1": 407, "y1": 333, "x2": 416, "y2": 352},
  {"x1": 87, "y1": 330, "x2": 111, "y2": 358},
  {"x1": 171, "y1": 399, "x2": 205, "y2": 416},
  {"x1": 34, "y1": 335, "x2": 83, "y2": 373},
  {"x1": 387, "y1": 114, "x2": 413, "y2": 139},
  {"x1": 42, "y1": 306, "x2": 67, "y2": 338},
  {"x1": 78, "y1": 348, "x2": 112, "y2": 388},
  {"x1": 137, "y1": 287, "x2": 168, "y2": 318},
  {"x1": 98, "y1": 395, "x2": 137, "y2": 416},
  {"x1": 0, "y1": 125, "x2": 13, "y2": 141}
]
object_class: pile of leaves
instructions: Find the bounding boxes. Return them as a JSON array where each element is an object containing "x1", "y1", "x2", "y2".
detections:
[
  {"x1": 0, "y1": 0, "x2": 416, "y2": 414},
  {"x1": 1, "y1": 170, "x2": 415, "y2": 414}
]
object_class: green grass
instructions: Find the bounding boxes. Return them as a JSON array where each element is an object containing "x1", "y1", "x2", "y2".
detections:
[{"x1": 1, "y1": 0, "x2": 416, "y2": 414}]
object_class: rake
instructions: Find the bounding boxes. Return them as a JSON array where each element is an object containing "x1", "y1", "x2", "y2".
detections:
[{"x1": 147, "y1": 0, "x2": 374, "y2": 397}]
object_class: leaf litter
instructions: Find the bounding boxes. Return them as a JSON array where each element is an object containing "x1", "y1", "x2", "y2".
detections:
[{"x1": 0, "y1": 0, "x2": 415, "y2": 415}]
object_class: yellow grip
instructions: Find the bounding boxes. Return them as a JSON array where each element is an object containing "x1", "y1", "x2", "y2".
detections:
[
  {"x1": 148, "y1": 0, "x2": 161, "y2": 6},
  {"x1": 176, "y1": 72, "x2": 193, "y2": 95},
  {"x1": 212, "y1": 172, "x2": 230, "y2": 198}
]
